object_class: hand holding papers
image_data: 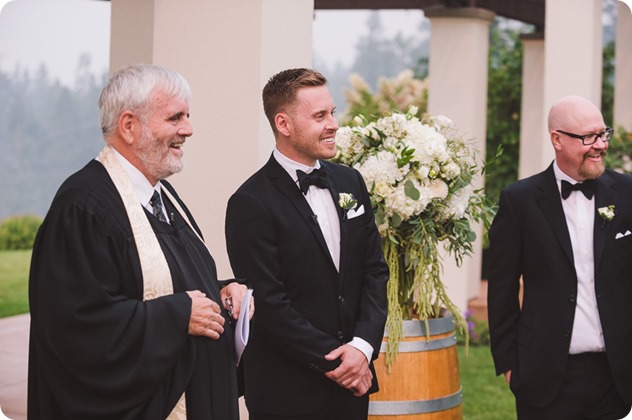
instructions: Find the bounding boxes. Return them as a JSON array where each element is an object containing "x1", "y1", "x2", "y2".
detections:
[{"x1": 234, "y1": 288, "x2": 253, "y2": 365}]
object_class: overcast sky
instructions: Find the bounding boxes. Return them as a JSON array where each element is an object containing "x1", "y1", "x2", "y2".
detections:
[{"x1": 0, "y1": 0, "x2": 424, "y2": 87}]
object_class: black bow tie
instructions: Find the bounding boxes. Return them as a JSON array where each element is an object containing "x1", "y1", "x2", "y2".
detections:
[
  {"x1": 296, "y1": 168, "x2": 329, "y2": 195},
  {"x1": 561, "y1": 179, "x2": 595, "y2": 200}
]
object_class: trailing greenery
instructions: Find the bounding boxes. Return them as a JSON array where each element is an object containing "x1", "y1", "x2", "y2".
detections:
[
  {"x1": 0, "y1": 215, "x2": 42, "y2": 250},
  {"x1": 0, "y1": 250, "x2": 31, "y2": 318}
]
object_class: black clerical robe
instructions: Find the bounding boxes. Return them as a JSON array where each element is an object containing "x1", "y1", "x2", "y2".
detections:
[{"x1": 28, "y1": 160, "x2": 239, "y2": 419}]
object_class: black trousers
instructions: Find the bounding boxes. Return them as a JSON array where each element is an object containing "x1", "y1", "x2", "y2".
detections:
[
  {"x1": 516, "y1": 353, "x2": 631, "y2": 420},
  {"x1": 249, "y1": 386, "x2": 369, "y2": 420}
]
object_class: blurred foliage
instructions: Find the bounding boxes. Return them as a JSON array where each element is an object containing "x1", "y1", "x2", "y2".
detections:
[
  {"x1": 457, "y1": 310, "x2": 490, "y2": 346},
  {"x1": 340, "y1": 69, "x2": 428, "y2": 125},
  {"x1": 0, "y1": 215, "x2": 42, "y2": 250},
  {"x1": 484, "y1": 21, "x2": 523, "y2": 206},
  {"x1": 605, "y1": 128, "x2": 632, "y2": 174}
]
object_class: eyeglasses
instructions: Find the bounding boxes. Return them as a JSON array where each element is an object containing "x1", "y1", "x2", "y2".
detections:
[{"x1": 556, "y1": 128, "x2": 614, "y2": 145}]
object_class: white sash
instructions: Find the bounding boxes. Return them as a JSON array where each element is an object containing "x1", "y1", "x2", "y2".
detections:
[{"x1": 97, "y1": 145, "x2": 188, "y2": 419}]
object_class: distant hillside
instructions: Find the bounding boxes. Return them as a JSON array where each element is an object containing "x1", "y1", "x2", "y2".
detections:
[{"x1": 0, "y1": 65, "x2": 105, "y2": 220}]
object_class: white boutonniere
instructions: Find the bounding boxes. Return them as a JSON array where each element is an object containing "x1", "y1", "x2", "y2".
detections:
[
  {"x1": 338, "y1": 192, "x2": 358, "y2": 211},
  {"x1": 598, "y1": 204, "x2": 615, "y2": 228}
]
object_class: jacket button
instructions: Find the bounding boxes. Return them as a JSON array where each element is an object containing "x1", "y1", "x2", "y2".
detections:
[
  {"x1": 338, "y1": 295, "x2": 345, "y2": 303},
  {"x1": 337, "y1": 331, "x2": 344, "y2": 339},
  {"x1": 564, "y1": 330, "x2": 571, "y2": 338},
  {"x1": 569, "y1": 296, "x2": 576, "y2": 303}
]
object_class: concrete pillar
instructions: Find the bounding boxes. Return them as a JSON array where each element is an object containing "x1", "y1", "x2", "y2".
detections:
[
  {"x1": 109, "y1": 0, "x2": 314, "y2": 282},
  {"x1": 541, "y1": 0, "x2": 603, "y2": 167},
  {"x1": 614, "y1": 1, "x2": 632, "y2": 131},
  {"x1": 423, "y1": 7, "x2": 495, "y2": 312},
  {"x1": 518, "y1": 33, "x2": 545, "y2": 179}
]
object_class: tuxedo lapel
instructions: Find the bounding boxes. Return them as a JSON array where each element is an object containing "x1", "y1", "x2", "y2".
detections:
[
  {"x1": 265, "y1": 158, "x2": 334, "y2": 266},
  {"x1": 321, "y1": 162, "x2": 344, "y2": 221},
  {"x1": 536, "y1": 166, "x2": 574, "y2": 265},
  {"x1": 593, "y1": 172, "x2": 617, "y2": 272}
]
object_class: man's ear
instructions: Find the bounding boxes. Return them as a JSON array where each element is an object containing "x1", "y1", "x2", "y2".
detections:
[
  {"x1": 118, "y1": 111, "x2": 138, "y2": 145},
  {"x1": 275, "y1": 112, "x2": 291, "y2": 137},
  {"x1": 551, "y1": 131, "x2": 563, "y2": 151}
]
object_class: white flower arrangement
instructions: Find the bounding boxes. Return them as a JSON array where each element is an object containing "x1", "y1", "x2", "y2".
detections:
[{"x1": 332, "y1": 106, "x2": 493, "y2": 366}]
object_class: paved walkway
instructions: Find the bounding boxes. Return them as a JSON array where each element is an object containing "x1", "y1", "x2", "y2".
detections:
[
  {"x1": 0, "y1": 313, "x2": 29, "y2": 420},
  {"x1": 0, "y1": 313, "x2": 249, "y2": 419}
]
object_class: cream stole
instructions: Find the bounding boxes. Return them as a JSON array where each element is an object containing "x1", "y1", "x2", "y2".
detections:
[{"x1": 98, "y1": 145, "x2": 197, "y2": 419}]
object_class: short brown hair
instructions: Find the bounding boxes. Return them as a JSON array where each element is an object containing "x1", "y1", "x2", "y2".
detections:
[{"x1": 262, "y1": 68, "x2": 327, "y2": 133}]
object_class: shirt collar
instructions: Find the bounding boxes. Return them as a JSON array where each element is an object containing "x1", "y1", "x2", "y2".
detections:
[
  {"x1": 273, "y1": 148, "x2": 321, "y2": 184},
  {"x1": 109, "y1": 148, "x2": 161, "y2": 206},
  {"x1": 553, "y1": 160, "x2": 579, "y2": 185}
]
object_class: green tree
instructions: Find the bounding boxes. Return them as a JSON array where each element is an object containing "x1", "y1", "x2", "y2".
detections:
[
  {"x1": 484, "y1": 20, "x2": 525, "y2": 205},
  {"x1": 601, "y1": 40, "x2": 615, "y2": 127}
]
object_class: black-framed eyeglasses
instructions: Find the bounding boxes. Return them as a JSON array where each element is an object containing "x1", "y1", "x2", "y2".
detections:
[{"x1": 556, "y1": 128, "x2": 614, "y2": 145}]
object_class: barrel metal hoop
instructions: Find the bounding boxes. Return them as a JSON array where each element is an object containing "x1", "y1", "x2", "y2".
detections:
[
  {"x1": 368, "y1": 387, "x2": 463, "y2": 415},
  {"x1": 379, "y1": 333, "x2": 456, "y2": 353},
  {"x1": 383, "y1": 314, "x2": 455, "y2": 338}
]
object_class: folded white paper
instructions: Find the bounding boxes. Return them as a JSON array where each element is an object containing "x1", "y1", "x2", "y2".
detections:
[{"x1": 235, "y1": 288, "x2": 253, "y2": 366}]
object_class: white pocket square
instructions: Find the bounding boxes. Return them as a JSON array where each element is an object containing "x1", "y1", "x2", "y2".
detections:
[
  {"x1": 346, "y1": 204, "x2": 365, "y2": 220},
  {"x1": 615, "y1": 230, "x2": 631, "y2": 239}
]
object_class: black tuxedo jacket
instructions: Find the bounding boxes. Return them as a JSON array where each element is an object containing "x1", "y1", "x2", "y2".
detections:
[
  {"x1": 225, "y1": 156, "x2": 389, "y2": 416},
  {"x1": 488, "y1": 164, "x2": 632, "y2": 406}
]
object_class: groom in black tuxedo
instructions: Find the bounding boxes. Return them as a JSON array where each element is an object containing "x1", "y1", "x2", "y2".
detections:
[
  {"x1": 225, "y1": 68, "x2": 388, "y2": 419},
  {"x1": 488, "y1": 95, "x2": 632, "y2": 419}
]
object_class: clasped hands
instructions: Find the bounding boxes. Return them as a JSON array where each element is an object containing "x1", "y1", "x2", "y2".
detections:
[
  {"x1": 324, "y1": 344, "x2": 373, "y2": 397},
  {"x1": 186, "y1": 282, "x2": 255, "y2": 340}
]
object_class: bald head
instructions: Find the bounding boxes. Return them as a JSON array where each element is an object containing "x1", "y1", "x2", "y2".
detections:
[{"x1": 547, "y1": 95, "x2": 603, "y2": 134}]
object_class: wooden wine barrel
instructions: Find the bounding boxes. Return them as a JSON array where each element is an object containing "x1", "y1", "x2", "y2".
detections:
[{"x1": 369, "y1": 310, "x2": 463, "y2": 419}]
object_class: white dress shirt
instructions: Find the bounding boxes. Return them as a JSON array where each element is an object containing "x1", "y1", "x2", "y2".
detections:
[
  {"x1": 273, "y1": 149, "x2": 374, "y2": 362},
  {"x1": 97, "y1": 148, "x2": 167, "y2": 222},
  {"x1": 553, "y1": 161, "x2": 606, "y2": 353}
]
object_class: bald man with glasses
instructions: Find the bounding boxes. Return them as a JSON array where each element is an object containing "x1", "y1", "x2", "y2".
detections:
[{"x1": 488, "y1": 95, "x2": 632, "y2": 419}]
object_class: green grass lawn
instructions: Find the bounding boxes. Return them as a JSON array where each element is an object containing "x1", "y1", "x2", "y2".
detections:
[
  {"x1": 0, "y1": 249, "x2": 31, "y2": 318},
  {"x1": 458, "y1": 344, "x2": 516, "y2": 420},
  {"x1": 1, "y1": 249, "x2": 514, "y2": 417}
]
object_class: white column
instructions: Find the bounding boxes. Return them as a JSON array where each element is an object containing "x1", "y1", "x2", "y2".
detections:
[
  {"x1": 614, "y1": 1, "x2": 632, "y2": 131},
  {"x1": 424, "y1": 7, "x2": 495, "y2": 312},
  {"x1": 541, "y1": 0, "x2": 603, "y2": 166},
  {"x1": 518, "y1": 33, "x2": 545, "y2": 179},
  {"x1": 109, "y1": 0, "x2": 314, "y2": 280},
  {"x1": 259, "y1": 0, "x2": 315, "y2": 163}
]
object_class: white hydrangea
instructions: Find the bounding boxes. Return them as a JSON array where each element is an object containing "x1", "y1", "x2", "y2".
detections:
[
  {"x1": 355, "y1": 150, "x2": 402, "y2": 188},
  {"x1": 441, "y1": 161, "x2": 461, "y2": 180},
  {"x1": 443, "y1": 186, "x2": 473, "y2": 219}
]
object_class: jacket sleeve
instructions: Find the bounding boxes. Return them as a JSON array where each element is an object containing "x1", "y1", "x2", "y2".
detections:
[{"x1": 487, "y1": 188, "x2": 523, "y2": 376}]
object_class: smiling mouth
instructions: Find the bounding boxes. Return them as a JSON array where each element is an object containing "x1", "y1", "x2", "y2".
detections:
[
  {"x1": 585, "y1": 151, "x2": 604, "y2": 161},
  {"x1": 169, "y1": 139, "x2": 185, "y2": 150},
  {"x1": 321, "y1": 136, "x2": 335, "y2": 144}
]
